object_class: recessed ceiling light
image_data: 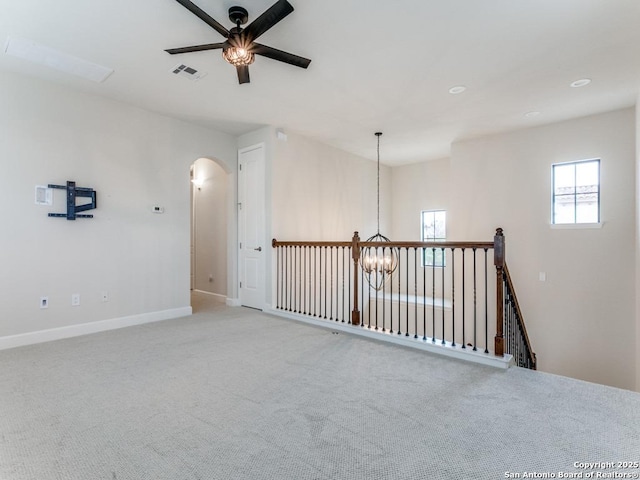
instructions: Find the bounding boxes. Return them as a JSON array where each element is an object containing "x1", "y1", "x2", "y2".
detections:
[
  {"x1": 524, "y1": 111, "x2": 541, "y2": 118},
  {"x1": 570, "y1": 78, "x2": 591, "y2": 88},
  {"x1": 448, "y1": 85, "x2": 466, "y2": 95}
]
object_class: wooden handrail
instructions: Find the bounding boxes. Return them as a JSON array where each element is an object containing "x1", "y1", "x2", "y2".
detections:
[
  {"x1": 272, "y1": 239, "x2": 494, "y2": 249},
  {"x1": 272, "y1": 239, "x2": 352, "y2": 248}
]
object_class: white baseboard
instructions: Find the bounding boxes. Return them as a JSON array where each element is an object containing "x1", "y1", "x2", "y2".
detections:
[
  {"x1": 0, "y1": 307, "x2": 193, "y2": 351},
  {"x1": 264, "y1": 307, "x2": 513, "y2": 370},
  {"x1": 226, "y1": 297, "x2": 241, "y2": 307}
]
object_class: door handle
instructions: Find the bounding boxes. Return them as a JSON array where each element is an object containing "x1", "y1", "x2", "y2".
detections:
[{"x1": 254, "y1": 247, "x2": 262, "y2": 252}]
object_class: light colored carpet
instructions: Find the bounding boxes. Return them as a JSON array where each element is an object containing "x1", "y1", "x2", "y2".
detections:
[{"x1": 1, "y1": 300, "x2": 639, "y2": 480}]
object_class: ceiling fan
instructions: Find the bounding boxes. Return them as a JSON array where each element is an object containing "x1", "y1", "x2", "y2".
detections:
[{"x1": 166, "y1": 0, "x2": 311, "y2": 84}]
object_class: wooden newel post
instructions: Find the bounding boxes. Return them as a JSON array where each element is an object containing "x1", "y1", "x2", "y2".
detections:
[
  {"x1": 351, "y1": 231, "x2": 361, "y2": 326},
  {"x1": 494, "y1": 228, "x2": 505, "y2": 357}
]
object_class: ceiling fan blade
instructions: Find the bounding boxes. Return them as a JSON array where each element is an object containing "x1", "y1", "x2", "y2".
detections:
[
  {"x1": 165, "y1": 42, "x2": 226, "y2": 54},
  {"x1": 174, "y1": 0, "x2": 229, "y2": 38},
  {"x1": 237, "y1": 65, "x2": 250, "y2": 84},
  {"x1": 252, "y1": 43, "x2": 311, "y2": 69},
  {"x1": 243, "y1": 0, "x2": 294, "y2": 42}
]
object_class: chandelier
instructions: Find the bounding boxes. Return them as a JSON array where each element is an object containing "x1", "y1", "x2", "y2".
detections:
[{"x1": 360, "y1": 132, "x2": 398, "y2": 290}]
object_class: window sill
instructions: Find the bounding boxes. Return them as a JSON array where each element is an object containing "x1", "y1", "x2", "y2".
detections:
[{"x1": 550, "y1": 222, "x2": 603, "y2": 230}]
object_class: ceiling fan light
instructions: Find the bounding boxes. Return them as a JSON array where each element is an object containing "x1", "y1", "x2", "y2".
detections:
[{"x1": 222, "y1": 46, "x2": 254, "y2": 66}]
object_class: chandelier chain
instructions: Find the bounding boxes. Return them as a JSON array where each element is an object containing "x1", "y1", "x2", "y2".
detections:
[{"x1": 376, "y1": 132, "x2": 381, "y2": 235}]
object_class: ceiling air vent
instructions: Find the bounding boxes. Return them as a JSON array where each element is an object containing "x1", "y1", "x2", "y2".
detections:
[{"x1": 171, "y1": 63, "x2": 206, "y2": 81}]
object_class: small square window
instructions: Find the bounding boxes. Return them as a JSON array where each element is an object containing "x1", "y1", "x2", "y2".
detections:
[
  {"x1": 552, "y1": 159, "x2": 600, "y2": 225},
  {"x1": 421, "y1": 210, "x2": 446, "y2": 267}
]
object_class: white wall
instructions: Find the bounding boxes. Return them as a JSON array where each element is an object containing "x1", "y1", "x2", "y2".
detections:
[
  {"x1": 0, "y1": 71, "x2": 237, "y2": 340},
  {"x1": 391, "y1": 158, "x2": 451, "y2": 240},
  {"x1": 192, "y1": 158, "x2": 228, "y2": 296},
  {"x1": 449, "y1": 108, "x2": 636, "y2": 390},
  {"x1": 636, "y1": 98, "x2": 640, "y2": 392},
  {"x1": 272, "y1": 132, "x2": 390, "y2": 241}
]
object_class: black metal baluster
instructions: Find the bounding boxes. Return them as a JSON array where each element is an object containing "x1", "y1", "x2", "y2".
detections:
[
  {"x1": 315, "y1": 246, "x2": 319, "y2": 317},
  {"x1": 293, "y1": 245, "x2": 302, "y2": 313},
  {"x1": 293, "y1": 246, "x2": 298, "y2": 313},
  {"x1": 484, "y1": 248, "x2": 489, "y2": 353},
  {"x1": 414, "y1": 248, "x2": 418, "y2": 339},
  {"x1": 312, "y1": 247, "x2": 316, "y2": 317},
  {"x1": 361, "y1": 261, "x2": 366, "y2": 328},
  {"x1": 329, "y1": 247, "x2": 334, "y2": 320},
  {"x1": 432, "y1": 247, "x2": 435, "y2": 343},
  {"x1": 290, "y1": 246, "x2": 295, "y2": 313},
  {"x1": 397, "y1": 250, "x2": 402, "y2": 335},
  {"x1": 451, "y1": 248, "x2": 456, "y2": 347},
  {"x1": 462, "y1": 248, "x2": 466, "y2": 349},
  {"x1": 297, "y1": 246, "x2": 301, "y2": 313},
  {"x1": 285, "y1": 246, "x2": 289, "y2": 311},
  {"x1": 275, "y1": 246, "x2": 280, "y2": 309},
  {"x1": 336, "y1": 246, "x2": 340, "y2": 322},
  {"x1": 382, "y1": 247, "x2": 386, "y2": 332},
  {"x1": 405, "y1": 248, "x2": 410, "y2": 337},
  {"x1": 324, "y1": 247, "x2": 328, "y2": 319},
  {"x1": 301, "y1": 246, "x2": 305, "y2": 315},
  {"x1": 473, "y1": 247, "x2": 477, "y2": 351},
  {"x1": 375, "y1": 247, "x2": 383, "y2": 331},
  {"x1": 423, "y1": 246, "x2": 427, "y2": 341},
  {"x1": 441, "y1": 247, "x2": 445, "y2": 345},
  {"x1": 290, "y1": 245, "x2": 294, "y2": 312},
  {"x1": 341, "y1": 247, "x2": 345, "y2": 322},
  {"x1": 505, "y1": 275, "x2": 509, "y2": 355},
  {"x1": 368, "y1": 256, "x2": 373, "y2": 329},
  {"x1": 319, "y1": 247, "x2": 323, "y2": 318},
  {"x1": 348, "y1": 247, "x2": 352, "y2": 324},
  {"x1": 306, "y1": 246, "x2": 310, "y2": 316},
  {"x1": 299, "y1": 246, "x2": 303, "y2": 314}
]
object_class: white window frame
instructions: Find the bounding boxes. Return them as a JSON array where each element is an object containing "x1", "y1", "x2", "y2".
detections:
[
  {"x1": 551, "y1": 159, "x2": 601, "y2": 226},
  {"x1": 421, "y1": 210, "x2": 446, "y2": 267}
]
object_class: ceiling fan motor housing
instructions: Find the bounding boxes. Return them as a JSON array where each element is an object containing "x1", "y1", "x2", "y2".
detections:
[{"x1": 228, "y1": 6, "x2": 249, "y2": 26}]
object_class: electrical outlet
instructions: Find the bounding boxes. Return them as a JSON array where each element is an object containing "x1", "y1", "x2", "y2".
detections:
[
  {"x1": 101, "y1": 291, "x2": 108, "y2": 302},
  {"x1": 71, "y1": 293, "x2": 80, "y2": 306},
  {"x1": 40, "y1": 296, "x2": 49, "y2": 309}
]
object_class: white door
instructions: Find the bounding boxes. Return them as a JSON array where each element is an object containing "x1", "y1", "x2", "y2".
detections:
[{"x1": 238, "y1": 144, "x2": 265, "y2": 309}]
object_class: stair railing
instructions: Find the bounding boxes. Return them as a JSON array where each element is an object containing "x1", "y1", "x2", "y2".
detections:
[
  {"x1": 502, "y1": 263, "x2": 537, "y2": 369},
  {"x1": 272, "y1": 228, "x2": 536, "y2": 368}
]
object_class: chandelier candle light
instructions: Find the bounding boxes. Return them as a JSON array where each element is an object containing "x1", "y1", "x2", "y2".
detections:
[{"x1": 360, "y1": 132, "x2": 399, "y2": 290}]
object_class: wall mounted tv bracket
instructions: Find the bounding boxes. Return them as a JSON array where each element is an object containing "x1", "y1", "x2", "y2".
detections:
[{"x1": 47, "y1": 181, "x2": 97, "y2": 220}]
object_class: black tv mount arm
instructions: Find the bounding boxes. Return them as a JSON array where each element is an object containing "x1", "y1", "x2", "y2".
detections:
[{"x1": 47, "y1": 181, "x2": 97, "y2": 220}]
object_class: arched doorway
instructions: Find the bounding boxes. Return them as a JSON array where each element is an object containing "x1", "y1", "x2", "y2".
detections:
[{"x1": 190, "y1": 157, "x2": 229, "y2": 312}]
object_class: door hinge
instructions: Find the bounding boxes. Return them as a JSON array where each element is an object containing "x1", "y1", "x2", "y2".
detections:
[
  {"x1": 239, "y1": 242, "x2": 242, "y2": 249},
  {"x1": 239, "y1": 164, "x2": 242, "y2": 171},
  {"x1": 240, "y1": 281, "x2": 242, "y2": 288}
]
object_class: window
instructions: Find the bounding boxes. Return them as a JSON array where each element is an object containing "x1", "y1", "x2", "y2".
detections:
[
  {"x1": 421, "y1": 210, "x2": 446, "y2": 267},
  {"x1": 552, "y1": 159, "x2": 600, "y2": 225}
]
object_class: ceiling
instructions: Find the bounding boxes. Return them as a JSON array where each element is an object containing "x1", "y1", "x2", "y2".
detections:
[{"x1": 1, "y1": 0, "x2": 640, "y2": 166}]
